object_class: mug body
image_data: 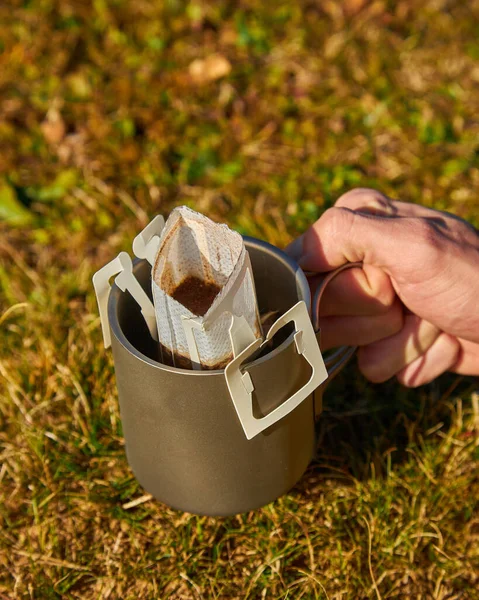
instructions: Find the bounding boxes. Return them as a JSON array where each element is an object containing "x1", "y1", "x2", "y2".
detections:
[{"x1": 108, "y1": 238, "x2": 318, "y2": 516}]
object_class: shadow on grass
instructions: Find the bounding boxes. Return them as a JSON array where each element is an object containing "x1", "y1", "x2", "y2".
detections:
[{"x1": 294, "y1": 360, "x2": 477, "y2": 488}]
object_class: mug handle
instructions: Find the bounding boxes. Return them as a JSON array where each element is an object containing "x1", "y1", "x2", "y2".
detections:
[{"x1": 311, "y1": 262, "x2": 364, "y2": 381}]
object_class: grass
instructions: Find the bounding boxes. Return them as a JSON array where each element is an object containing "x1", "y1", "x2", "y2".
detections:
[{"x1": 1, "y1": 0, "x2": 479, "y2": 597}]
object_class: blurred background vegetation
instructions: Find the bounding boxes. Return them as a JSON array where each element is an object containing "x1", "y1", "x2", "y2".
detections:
[{"x1": 0, "y1": 0, "x2": 478, "y2": 598}]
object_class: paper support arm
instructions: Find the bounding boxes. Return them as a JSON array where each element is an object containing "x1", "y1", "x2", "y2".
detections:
[{"x1": 92, "y1": 251, "x2": 158, "y2": 348}]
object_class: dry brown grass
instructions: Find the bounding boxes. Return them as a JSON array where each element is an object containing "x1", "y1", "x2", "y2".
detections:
[{"x1": 1, "y1": 0, "x2": 479, "y2": 597}]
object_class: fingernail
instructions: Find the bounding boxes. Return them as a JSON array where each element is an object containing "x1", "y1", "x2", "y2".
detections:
[{"x1": 285, "y1": 235, "x2": 304, "y2": 261}]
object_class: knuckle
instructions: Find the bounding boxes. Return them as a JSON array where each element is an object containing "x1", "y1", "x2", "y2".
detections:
[
  {"x1": 320, "y1": 206, "x2": 356, "y2": 240},
  {"x1": 383, "y1": 299, "x2": 404, "y2": 336},
  {"x1": 335, "y1": 188, "x2": 389, "y2": 207},
  {"x1": 375, "y1": 285, "x2": 396, "y2": 313},
  {"x1": 397, "y1": 334, "x2": 461, "y2": 388},
  {"x1": 409, "y1": 218, "x2": 444, "y2": 264},
  {"x1": 362, "y1": 267, "x2": 396, "y2": 313},
  {"x1": 444, "y1": 334, "x2": 461, "y2": 357}
]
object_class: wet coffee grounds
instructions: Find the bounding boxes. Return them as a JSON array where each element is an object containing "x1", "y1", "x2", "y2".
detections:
[
  {"x1": 159, "y1": 342, "x2": 231, "y2": 371},
  {"x1": 171, "y1": 275, "x2": 221, "y2": 316}
]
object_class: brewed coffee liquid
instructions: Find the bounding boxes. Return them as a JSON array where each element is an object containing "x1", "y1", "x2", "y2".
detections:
[{"x1": 171, "y1": 276, "x2": 221, "y2": 316}]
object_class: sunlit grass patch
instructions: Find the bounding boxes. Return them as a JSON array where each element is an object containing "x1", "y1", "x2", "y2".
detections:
[{"x1": 1, "y1": 0, "x2": 479, "y2": 597}]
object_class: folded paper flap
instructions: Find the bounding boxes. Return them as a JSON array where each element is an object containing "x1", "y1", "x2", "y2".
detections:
[
  {"x1": 93, "y1": 251, "x2": 158, "y2": 349},
  {"x1": 132, "y1": 215, "x2": 165, "y2": 266},
  {"x1": 202, "y1": 247, "x2": 249, "y2": 325}
]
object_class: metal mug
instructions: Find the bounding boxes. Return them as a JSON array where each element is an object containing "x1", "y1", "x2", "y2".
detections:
[{"x1": 106, "y1": 236, "x2": 358, "y2": 516}]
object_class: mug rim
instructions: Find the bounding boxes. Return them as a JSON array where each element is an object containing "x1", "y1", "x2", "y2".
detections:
[{"x1": 107, "y1": 236, "x2": 311, "y2": 377}]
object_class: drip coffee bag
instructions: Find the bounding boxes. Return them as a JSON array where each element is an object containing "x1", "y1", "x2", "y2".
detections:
[{"x1": 152, "y1": 207, "x2": 262, "y2": 369}]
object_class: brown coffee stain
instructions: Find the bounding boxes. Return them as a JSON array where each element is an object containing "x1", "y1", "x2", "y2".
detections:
[
  {"x1": 152, "y1": 216, "x2": 182, "y2": 289},
  {"x1": 159, "y1": 343, "x2": 193, "y2": 370},
  {"x1": 159, "y1": 343, "x2": 231, "y2": 371},
  {"x1": 171, "y1": 275, "x2": 221, "y2": 316}
]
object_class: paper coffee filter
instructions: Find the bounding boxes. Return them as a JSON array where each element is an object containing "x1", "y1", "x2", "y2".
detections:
[{"x1": 152, "y1": 206, "x2": 262, "y2": 369}]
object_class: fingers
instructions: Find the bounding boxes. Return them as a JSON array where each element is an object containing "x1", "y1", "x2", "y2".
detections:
[
  {"x1": 285, "y1": 189, "x2": 428, "y2": 265},
  {"x1": 335, "y1": 188, "x2": 398, "y2": 215},
  {"x1": 287, "y1": 187, "x2": 471, "y2": 273},
  {"x1": 358, "y1": 315, "x2": 441, "y2": 383},
  {"x1": 286, "y1": 234, "x2": 305, "y2": 263},
  {"x1": 297, "y1": 204, "x2": 424, "y2": 273},
  {"x1": 285, "y1": 188, "x2": 479, "y2": 387},
  {"x1": 319, "y1": 298, "x2": 404, "y2": 351},
  {"x1": 396, "y1": 333, "x2": 460, "y2": 387},
  {"x1": 293, "y1": 187, "x2": 468, "y2": 274},
  {"x1": 311, "y1": 264, "x2": 396, "y2": 317},
  {"x1": 335, "y1": 188, "x2": 455, "y2": 222},
  {"x1": 452, "y1": 339, "x2": 479, "y2": 375}
]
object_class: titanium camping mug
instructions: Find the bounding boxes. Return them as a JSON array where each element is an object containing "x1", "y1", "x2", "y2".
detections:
[{"x1": 99, "y1": 237, "x2": 360, "y2": 516}]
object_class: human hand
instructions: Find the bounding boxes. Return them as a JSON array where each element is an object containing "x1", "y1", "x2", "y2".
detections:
[{"x1": 287, "y1": 188, "x2": 479, "y2": 387}]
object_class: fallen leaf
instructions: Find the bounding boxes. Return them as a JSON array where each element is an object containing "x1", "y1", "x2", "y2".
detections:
[
  {"x1": 188, "y1": 54, "x2": 232, "y2": 85},
  {"x1": 120, "y1": 141, "x2": 141, "y2": 163},
  {"x1": 324, "y1": 32, "x2": 347, "y2": 59},
  {"x1": 343, "y1": 0, "x2": 368, "y2": 16},
  {"x1": 41, "y1": 107, "x2": 66, "y2": 145},
  {"x1": 0, "y1": 180, "x2": 32, "y2": 226},
  {"x1": 30, "y1": 169, "x2": 78, "y2": 203},
  {"x1": 220, "y1": 25, "x2": 238, "y2": 46},
  {"x1": 57, "y1": 132, "x2": 87, "y2": 166}
]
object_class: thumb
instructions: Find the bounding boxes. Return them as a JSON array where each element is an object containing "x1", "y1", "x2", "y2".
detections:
[{"x1": 298, "y1": 206, "x2": 413, "y2": 274}]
